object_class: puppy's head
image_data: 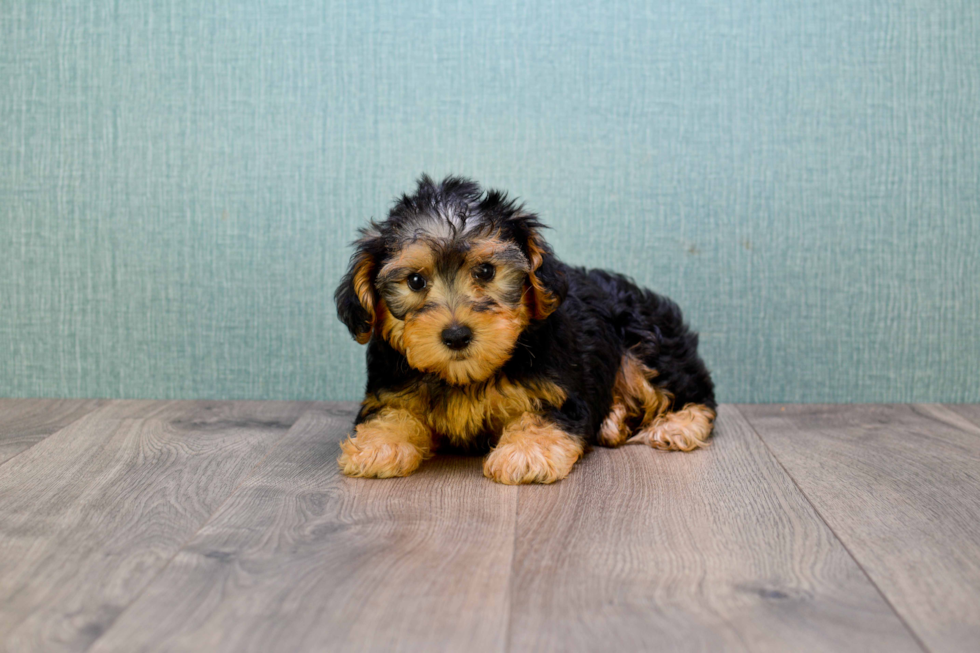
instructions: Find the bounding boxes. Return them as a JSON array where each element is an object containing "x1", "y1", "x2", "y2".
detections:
[{"x1": 336, "y1": 175, "x2": 567, "y2": 385}]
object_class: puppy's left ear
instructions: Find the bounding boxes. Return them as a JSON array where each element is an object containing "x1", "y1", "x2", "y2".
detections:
[
  {"x1": 511, "y1": 215, "x2": 568, "y2": 320},
  {"x1": 335, "y1": 227, "x2": 384, "y2": 344}
]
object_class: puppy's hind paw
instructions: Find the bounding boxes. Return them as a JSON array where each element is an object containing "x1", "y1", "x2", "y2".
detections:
[{"x1": 628, "y1": 403, "x2": 715, "y2": 452}]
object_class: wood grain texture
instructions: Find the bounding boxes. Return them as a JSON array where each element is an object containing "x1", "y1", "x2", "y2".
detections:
[
  {"x1": 0, "y1": 399, "x2": 105, "y2": 464},
  {"x1": 941, "y1": 404, "x2": 980, "y2": 435},
  {"x1": 507, "y1": 405, "x2": 923, "y2": 653},
  {"x1": 740, "y1": 404, "x2": 980, "y2": 653},
  {"x1": 0, "y1": 400, "x2": 308, "y2": 653},
  {"x1": 88, "y1": 404, "x2": 517, "y2": 653}
]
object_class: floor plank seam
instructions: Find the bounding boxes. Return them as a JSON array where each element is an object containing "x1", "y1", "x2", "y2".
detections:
[
  {"x1": 80, "y1": 406, "x2": 313, "y2": 653},
  {"x1": 502, "y1": 486, "x2": 520, "y2": 653},
  {"x1": 915, "y1": 403, "x2": 980, "y2": 437},
  {"x1": 731, "y1": 405, "x2": 934, "y2": 653},
  {"x1": 0, "y1": 401, "x2": 106, "y2": 472}
]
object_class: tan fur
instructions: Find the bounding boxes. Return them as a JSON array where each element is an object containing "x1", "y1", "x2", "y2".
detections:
[
  {"x1": 597, "y1": 353, "x2": 673, "y2": 446},
  {"x1": 466, "y1": 234, "x2": 522, "y2": 264},
  {"x1": 598, "y1": 352, "x2": 714, "y2": 451},
  {"x1": 351, "y1": 253, "x2": 377, "y2": 345},
  {"x1": 377, "y1": 242, "x2": 436, "y2": 281},
  {"x1": 483, "y1": 413, "x2": 584, "y2": 484},
  {"x1": 345, "y1": 226, "x2": 555, "y2": 382},
  {"x1": 362, "y1": 376, "x2": 567, "y2": 447},
  {"x1": 378, "y1": 303, "x2": 405, "y2": 351},
  {"x1": 399, "y1": 298, "x2": 528, "y2": 385},
  {"x1": 628, "y1": 403, "x2": 716, "y2": 451},
  {"x1": 598, "y1": 399, "x2": 630, "y2": 446},
  {"x1": 525, "y1": 231, "x2": 560, "y2": 319},
  {"x1": 338, "y1": 407, "x2": 433, "y2": 478},
  {"x1": 371, "y1": 234, "x2": 535, "y2": 386}
]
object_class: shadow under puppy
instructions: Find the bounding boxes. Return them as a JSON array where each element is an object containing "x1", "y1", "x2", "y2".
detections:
[{"x1": 336, "y1": 175, "x2": 716, "y2": 484}]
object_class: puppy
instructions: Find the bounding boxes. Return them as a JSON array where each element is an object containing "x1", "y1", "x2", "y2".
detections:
[{"x1": 335, "y1": 175, "x2": 716, "y2": 484}]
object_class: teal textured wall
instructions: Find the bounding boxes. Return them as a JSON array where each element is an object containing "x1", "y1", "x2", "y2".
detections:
[{"x1": 1, "y1": 1, "x2": 978, "y2": 403}]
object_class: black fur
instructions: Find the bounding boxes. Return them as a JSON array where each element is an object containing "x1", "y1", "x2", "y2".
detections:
[{"x1": 337, "y1": 175, "x2": 715, "y2": 446}]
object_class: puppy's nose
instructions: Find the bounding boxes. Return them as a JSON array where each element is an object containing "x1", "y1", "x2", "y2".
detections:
[{"x1": 441, "y1": 324, "x2": 473, "y2": 351}]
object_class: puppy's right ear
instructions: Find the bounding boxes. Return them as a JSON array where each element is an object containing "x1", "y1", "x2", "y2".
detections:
[{"x1": 335, "y1": 227, "x2": 384, "y2": 344}]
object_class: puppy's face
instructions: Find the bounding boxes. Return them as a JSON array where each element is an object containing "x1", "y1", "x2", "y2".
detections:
[
  {"x1": 336, "y1": 176, "x2": 566, "y2": 385},
  {"x1": 375, "y1": 234, "x2": 533, "y2": 384}
]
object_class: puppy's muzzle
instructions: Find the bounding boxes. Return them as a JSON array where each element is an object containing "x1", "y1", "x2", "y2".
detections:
[{"x1": 441, "y1": 323, "x2": 473, "y2": 351}]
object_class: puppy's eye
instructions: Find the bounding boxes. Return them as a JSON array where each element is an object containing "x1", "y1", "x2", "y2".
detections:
[
  {"x1": 473, "y1": 263, "x2": 495, "y2": 281},
  {"x1": 406, "y1": 273, "x2": 427, "y2": 292}
]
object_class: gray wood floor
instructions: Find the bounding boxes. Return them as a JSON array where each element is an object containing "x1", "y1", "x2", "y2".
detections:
[{"x1": 0, "y1": 401, "x2": 978, "y2": 653}]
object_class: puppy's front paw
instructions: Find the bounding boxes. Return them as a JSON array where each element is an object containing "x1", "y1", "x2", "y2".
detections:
[
  {"x1": 483, "y1": 415, "x2": 583, "y2": 485},
  {"x1": 338, "y1": 437, "x2": 423, "y2": 478},
  {"x1": 338, "y1": 418, "x2": 430, "y2": 478}
]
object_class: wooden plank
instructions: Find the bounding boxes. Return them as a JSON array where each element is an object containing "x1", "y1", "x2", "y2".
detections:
[
  {"x1": 0, "y1": 399, "x2": 309, "y2": 653},
  {"x1": 507, "y1": 405, "x2": 923, "y2": 653},
  {"x1": 0, "y1": 399, "x2": 105, "y2": 464},
  {"x1": 740, "y1": 403, "x2": 980, "y2": 653},
  {"x1": 88, "y1": 404, "x2": 517, "y2": 653},
  {"x1": 941, "y1": 404, "x2": 980, "y2": 435}
]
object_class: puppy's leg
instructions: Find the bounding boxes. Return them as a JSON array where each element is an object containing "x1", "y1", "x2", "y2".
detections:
[
  {"x1": 628, "y1": 403, "x2": 715, "y2": 452},
  {"x1": 338, "y1": 407, "x2": 433, "y2": 478},
  {"x1": 483, "y1": 413, "x2": 584, "y2": 485},
  {"x1": 598, "y1": 399, "x2": 630, "y2": 447},
  {"x1": 598, "y1": 352, "x2": 673, "y2": 447},
  {"x1": 604, "y1": 352, "x2": 715, "y2": 451}
]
